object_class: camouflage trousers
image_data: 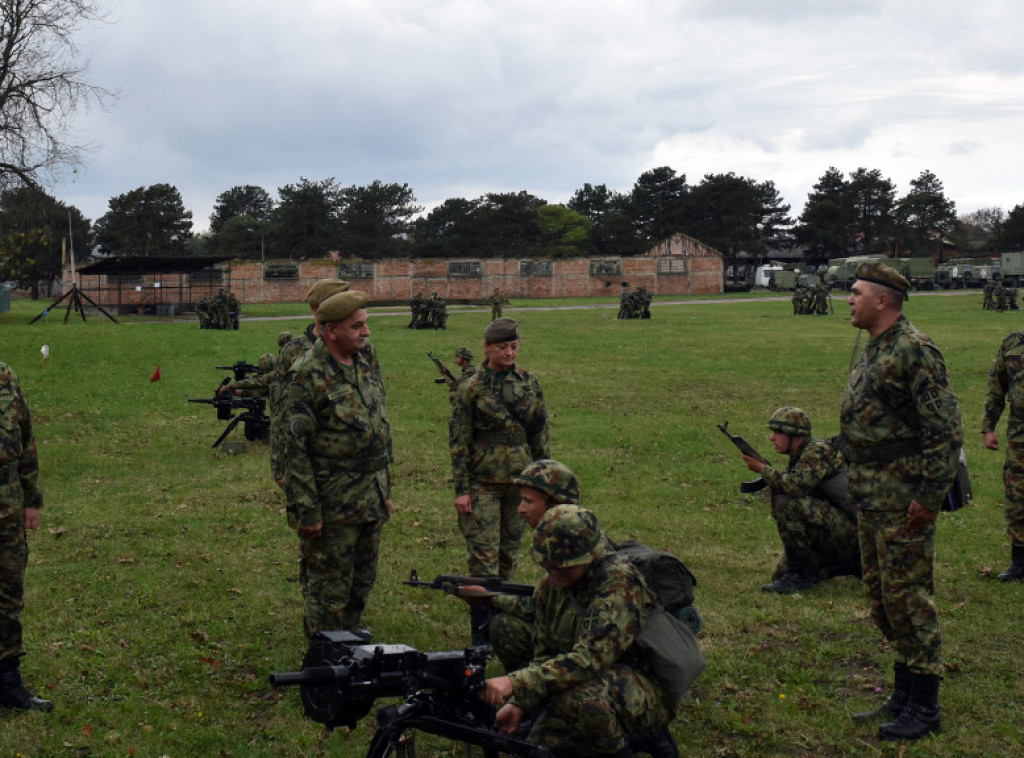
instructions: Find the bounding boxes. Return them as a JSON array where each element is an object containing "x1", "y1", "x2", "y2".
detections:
[
  {"x1": 491, "y1": 608, "x2": 534, "y2": 673},
  {"x1": 1001, "y1": 451, "x2": 1024, "y2": 545},
  {"x1": 527, "y1": 665, "x2": 674, "y2": 758},
  {"x1": 0, "y1": 512, "x2": 27, "y2": 661},
  {"x1": 299, "y1": 519, "x2": 383, "y2": 637},
  {"x1": 771, "y1": 494, "x2": 859, "y2": 579},
  {"x1": 858, "y1": 509, "x2": 941, "y2": 676},
  {"x1": 458, "y1": 483, "x2": 525, "y2": 579}
]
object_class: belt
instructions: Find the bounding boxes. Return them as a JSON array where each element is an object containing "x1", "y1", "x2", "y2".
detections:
[
  {"x1": 312, "y1": 454, "x2": 389, "y2": 474},
  {"x1": 474, "y1": 429, "x2": 525, "y2": 446},
  {"x1": 840, "y1": 437, "x2": 922, "y2": 464}
]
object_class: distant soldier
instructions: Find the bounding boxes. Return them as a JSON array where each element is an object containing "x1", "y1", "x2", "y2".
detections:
[
  {"x1": 489, "y1": 288, "x2": 509, "y2": 320},
  {"x1": 983, "y1": 279, "x2": 996, "y2": 310},
  {"x1": 431, "y1": 293, "x2": 448, "y2": 330},
  {"x1": 226, "y1": 290, "x2": 240, "y2": 329},
  {"x1": 740, "y1": 407, "x2": 860, "y2": 593},
  {"x1": 409, "y1": 292, "x2": 425, "y2": 329},
  {"x1": 981, "y1": 326, "x2": 1024, "y2": 582},
  {"x1": 450, "y1": 317, "x2": 550, "y2": 643},
  {"x1": 442, "y1": 346, "x2": 477, "y2": 403},
  {"x1": 0, "y1": 362, "x2": 52, "y2": 712},
  {"x1": 791, "y1": 286, "x2": 805, "y2": 315}
]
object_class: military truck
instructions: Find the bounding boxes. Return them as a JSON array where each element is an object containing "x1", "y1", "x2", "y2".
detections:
[
  {"x1": 826, "y1": 255, "x2": 885, "y2": 290},
  {"x1": 999, "y1": 251, "x2": 1024, "y2": 287},
  {"x1": 892, "y1": 257, "x2": 937, "y2": 291}
]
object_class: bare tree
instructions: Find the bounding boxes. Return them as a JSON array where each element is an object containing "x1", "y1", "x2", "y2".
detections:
[{"x1": 0, "y1": 0, "x2": 114, "y2": 191}]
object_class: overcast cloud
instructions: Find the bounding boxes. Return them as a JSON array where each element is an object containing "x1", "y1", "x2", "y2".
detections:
[{"x1": 57, "y1": 0, "x2": 1024, "y2": 233}]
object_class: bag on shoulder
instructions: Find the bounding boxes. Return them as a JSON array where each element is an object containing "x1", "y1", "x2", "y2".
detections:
[
  {"x1": 943, "y1": 448, "x2": 972, "y2": 512},
  {"x1": 635, "y1": 607, "x2": 706, "y2": 708},
  {"x1": 612, "y1": 540, "x2": 697, "y2": 609}
]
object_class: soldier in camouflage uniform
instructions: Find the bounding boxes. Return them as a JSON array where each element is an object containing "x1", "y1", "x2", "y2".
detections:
[
  {"x1": 840, "y1": 261, "x2": 962, "y2": 742},
  {"x1": 281, "y1": 291, "x2": 394, "y2": 637},
  {"x1": 740, "y1": 407, "x2": 860, "y2": 594},
  {"x1": 219, "y1": 353, "x2": 277, "y2": 400},
  {"x1": 481, "y1": 506, "x2": 676, "y2": 758},
  {"x1": 0, "y1": 363, "x2": 52, "y2": 711},
  {"x1": 450, "y1": 317, "x2": 550, "y2": 642},
  {"x1": 490, "y1": 288, "x2": 509, "y2": 320},
  {"x1": 442, "y1": 346, "x2": 477, "y2": 404},
  {"x1": 486, "y1": 459, "x2": 582, "y2": 673},
  {"x1": 981, "y1": 327, "x2": 1024, "y2": 581}
]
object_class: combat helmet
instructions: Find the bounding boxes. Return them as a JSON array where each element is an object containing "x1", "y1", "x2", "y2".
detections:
[
  {"x1": 455, "y1": 346, "x2": 474, "y2": 362},
  {"x1": 258, "y1": 353, "x2": 276, "y2": 372},
  {"x1": 514, "y1": 460, "x2": 580, "y2": 506},
  {"x1": 531, "y1": 505, "x2": 601, "y2": 568},
  {"x1": 277, "y1": 331, "x2": 294, "y2": 347},
  {"x1": 767, "y1": 406, "x2": 812, "y2": 436}
]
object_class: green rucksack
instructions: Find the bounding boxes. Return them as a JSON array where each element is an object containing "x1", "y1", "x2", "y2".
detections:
[{"x1": 611, "y1": 539, "x2": 701, "y2": 634}]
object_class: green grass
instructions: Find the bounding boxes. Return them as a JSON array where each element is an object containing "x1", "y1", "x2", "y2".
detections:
[{"x1": 0, "y1": 290, "x2": 1020, "y2": 757}]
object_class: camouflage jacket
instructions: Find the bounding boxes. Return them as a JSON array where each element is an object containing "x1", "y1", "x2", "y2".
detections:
[
  {"x1": 840, "y1": 316, "x2": 962, "y2": 512},
  {"x1": 446, "y1": 364, "x2": 477, "y2": 403},
  {"x1": 449, "y1": 364, "x2": 550, "y2": 495},
  {"x1": 508, "y1": 546, "x2": 659, "y2": 712},
  {"x1": 281, "y1": 341, "x2": 392, "y2": 528},
  {"x1": 981, "y1": 330, "x2": 1024, "y2": 445},
  {"x1": 0, "y1": 363, "x2": 42, "y2": 515},
  {"x1": 761, "y1": 437, "x2": 844, "y2": 499}
]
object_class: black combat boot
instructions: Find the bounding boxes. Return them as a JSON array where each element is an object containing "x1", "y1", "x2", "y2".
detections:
[
  {"x1": 853, "y1": 661, "x2": 909, "y2": 723},
  {"x1": 469, "y1": 601, "x2": 493, "y2": 648},
  {"x1": 878, "y1": 673, "x2": 941, "y2": 741},
  {"x1": 997, "y1": 543, "x2": 1024, "y2": 582},
  {"x1": 827, "y1": 554, "x2": 863, "y2": 579},
  {"x1": 0, "y1": 658, "x2": 53, "y2": 713},
  {"x1": 761, "y1": 548, "x2": 815, "y2": 593},
  {"x1": 628, "y1": 725, "x2": 679, "y2": 758}
]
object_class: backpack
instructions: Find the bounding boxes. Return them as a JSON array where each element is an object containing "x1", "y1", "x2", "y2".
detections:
[{"x1": 611, "y1": 540, "x2": 700, "y2": 633}]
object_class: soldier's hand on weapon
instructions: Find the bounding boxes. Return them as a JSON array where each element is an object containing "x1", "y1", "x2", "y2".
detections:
[
  {"x1": 496, "y1": 702, "x2": 526, "y2": 735},
  {"x1": 455, "y1": 494, "x2": 473, "y2": 515},
  {"x1": 983, "y1": 431, "x2": 1000, "y2": 451},
  {"x1": 905, "y1": 500, "x2": 937, "y2": 534},
  {"x1": 741, "y1": 453, "x2": 767, "y2": 474},
  {"x1": 297, "y1": 521, "x2": 323, "y2": 539},
  {"x1": 482, "y1": 675, "x2": 514, "y2": 705},
  {"x1": 217, "y1": 383, "x2": 234, "y2": 396},
  {"x1": 456, "y1": 585, "x2": 491, "y2": 606}
]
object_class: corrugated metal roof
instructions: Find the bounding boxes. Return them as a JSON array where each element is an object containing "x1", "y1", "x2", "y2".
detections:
[{"x1": 77, "y1": 256, "x2": 232, "y2": 275}]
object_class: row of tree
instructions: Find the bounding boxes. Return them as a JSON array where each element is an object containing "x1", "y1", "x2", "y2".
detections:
[{"x1": 6, "y1": 165, "x2": 1024, "y2": 297}]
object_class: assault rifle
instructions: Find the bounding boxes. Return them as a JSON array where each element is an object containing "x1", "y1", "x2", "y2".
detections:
[
  {"x1": 404, "y1": 569, "x2": 534, "y2": 598},
  {"x1": 427, "y1": 351, "x2": 456, "y2": 385},
  {"x1": 215, "y1": 360, "x2": 260, "y2": 381},
  {"x1": 188, "y1": 378, "x2": 270, "y2": 448},
  {"x1": 270, "y1": 630, "x2": 551, "y2": 758},
  {"x1": 717, "y1": 421, "x2": 770, "y2": 493}
]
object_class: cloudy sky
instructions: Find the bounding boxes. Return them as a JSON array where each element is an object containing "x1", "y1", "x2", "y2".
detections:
[{"x1": 56, "y1": 0, "x2": 1024, "y2": 233}]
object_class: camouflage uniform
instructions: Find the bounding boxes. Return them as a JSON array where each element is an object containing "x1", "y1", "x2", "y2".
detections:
[
  {"x1": 281, "y1": 340, "x2": 392, "y2": 635},
  {"x1": 490, "y1": 290, "x2": 506, "y2": 320},
  {"x1": 450, "y1": 365, "x2": 549, "y2": 579},
  {"x1": 840, "y1": 314, "x2": 962, "y2": 678},
  {"x1": 508, "y1": 508, "x2": 674, "y2": 757},
  {"x1": 0, "y1": 364, "x2": 41, "y2": 663},
  {"x1": 761, "y1": 436, "x2": 859, "y2": 580},
  {"x1": 981, "y1": 330, "x2": 1024, "y2": 564}
]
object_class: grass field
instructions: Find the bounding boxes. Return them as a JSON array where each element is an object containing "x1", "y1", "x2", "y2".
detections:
[{"x1": 0, "y1": 290, "x2": 1020, "y2": 758}]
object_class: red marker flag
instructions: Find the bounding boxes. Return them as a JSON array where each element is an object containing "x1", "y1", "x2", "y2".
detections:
[{"x1": 150, "y1": 365, "x2": 161, "y2": 382}]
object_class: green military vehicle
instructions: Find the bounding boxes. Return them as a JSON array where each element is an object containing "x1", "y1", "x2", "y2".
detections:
[
  {"x1": 826, "y1": 255, "x2": 885, "y2": 290},
  {"x1": 999, "y1": 251, "x2": 1024, "y2": 287}
]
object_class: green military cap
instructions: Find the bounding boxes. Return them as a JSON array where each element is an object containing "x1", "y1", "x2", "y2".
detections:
[
  {"x1": 277, "y1": 331, "x2": 294, "y2": 347},
  {"x1": 317, "y1": 290, "x2": 367, "y2": 324},
  {"x1": 854, "y1": 261, "x2": 910, "y2": 298},
  {"x1": 532, "y1": 505, "x2": 601, "y2": 568},
  {"x1": 514, "y1": 460, "x2": 580, "y2": 505},
  {"x1": 768, "y1": 407, "x2": 812, "y2": 436},
  {"x1": 306, "y1": 278, "x2": 351, "y2": 308},
  {"x1": 455, "y1": 346, "x2": 474, "y2": 361},
  {"x1": 484, "y1": 317, "x2": 519, "y2": 343}
]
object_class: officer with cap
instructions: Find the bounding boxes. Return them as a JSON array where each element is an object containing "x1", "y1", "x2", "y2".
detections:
[
  {"x1": 740, "y1": 407, "x2": 859, "y2": 593},
  {"x1": 449, "y1": 317, "x2": 550, "y2": 644},
  {"x1": 481, "y1": 505, "x2": 676, "y2": 758},
  {"x1": 281, "y1": 290, "x2": 394, "y2": 638},
  {"x1": 841, "y1": 261, "x2": 962, "y2": 741}
]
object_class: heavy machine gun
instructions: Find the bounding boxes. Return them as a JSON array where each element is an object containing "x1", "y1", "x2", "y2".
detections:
[
  {"x1": 270, "y1": 631, "x2": 552, "y2": 758},
  {"x1": 188, "y1": 377, "x2": 270, "y2": 448},
  {"x1": 215, "y1": 360, "x2": 260, "y2": 381}
]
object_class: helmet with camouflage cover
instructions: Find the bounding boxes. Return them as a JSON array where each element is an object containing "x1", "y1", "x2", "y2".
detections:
[
  {"x1": 514, "y1": 460, "x2": 580, "y2": 506},
  {"x1": 531, "y1": 505, "x2": 601, "y2": 568},
  {"x1": 455, "y1": 346, "x2": 474, "y2": 362},
  {"x1": 258, "y1": 353, "x2": 276, "y2": 372},
  {"x1": 277, "y1": 331, "x2": 294, "y2": 347},
  {"x1": 767, "y1": 406, "x2": 811, "y2": 436}
]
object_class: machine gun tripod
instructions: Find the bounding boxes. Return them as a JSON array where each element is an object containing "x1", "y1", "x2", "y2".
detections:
[
  {"x1": 270, "y1": 631, "x2": 552, "y2": 758},
  {"x1": 188, "y1": 378, "x2": 270, "y2": 448}
]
